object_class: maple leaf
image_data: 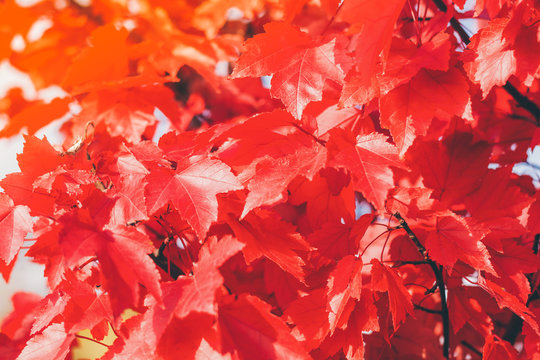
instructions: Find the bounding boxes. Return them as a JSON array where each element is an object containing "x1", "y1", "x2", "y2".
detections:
[
  {"x1": 228, "y1": 210, "x2": 310, "y2": 280},
  {"x1": 231, "y1": 22, "x2": 352, "y2": 119},
  {"x1": 103, "y1": 279, "x2": 218, "y2": 359},
  {"x1": 216, "y1": 110, "x2": 326, "y2": 217},
  {"x1": 0, "y1": 97, "x2": 71, "y2": 138},
  {"x1": 16, "y1": 135, "x2": 64, "y2": 180},
  {"x1": 288, "y1": 167, "x2": 355, "y2": 228},
  {"x1": 145, "y1": 158, "x2": 242, "y2": 239},
  {"x1": 370, "y1": 259, "x2": 413, "y2": 329},
  {"x1": 477, "y1": 274, "x2": 539, "y2": 335},
  {"x1": 336, "y1": 0, "x2": 406, "y2": 101},
  {"x1": 284, "y1": 288, "x2": 330, "y2": 350},
  {"x1": 1, "y1": 292, "x2": 42, "y2": 342},
  {"x1": 379, "y1": 66, "x2": 471, "y2": 154},
  {"x1": 263, "y1": 260, "x2": 303, "y2": 308},
  {"x1": 340, "y1": 32, "x2": 452, "y2": 107},
  {"x1": 240, "y1": 139, "x2": 326, "y2": 218},
  {"x1": 62, "y1": 24, "x2": 133, "y2": 91},
  {"x1": 59, "y1": 210, "x2": 162, "y2": 317},
  {"x1": 307, "y1": 214, "x2": 372, "y2": 266},
  {"x1": 61, "y1": 278, "x2": 113, "y2": 335},
  {"x1": 425, "y1": 213, "x2": 493, "y2": 273},
  {"x1": 488, "y1": 239, "x2": 540, "y2": 278},
  {"x1": 0, "y1": 194, "x2": 33, "y2": 264},
  {"x1": 319, "y1": 291, "x2": 379, "y2": 359},
  {"x1": 327, "y1": 129, "x2": 404, "y2": 211},
  {"x1": 462, "y1": 11, "x2": 519, "y2": 98},
  {"x1": 218, "y1": 294, "x2": 310, "y2": 359},
  {"x1": 483, "y1": 335, "x2": 519, "y2": 360},
  {"x1": 174, "y1": 235, "x2": 244, "y2": 318},
  {"x1": 16, "y1": 323, "x2": 74, "y2": 360},
  {"x1": 29, "y1": 290, "x2": 68, "y2": 336},
  {"x1": 407, "y1": 132, "x2": 491, "y2": 206},
  {"x1": 466, "y1": 167, "x2": 533, "y2": 221},
  {"x1": 447, "y1": 285, "x2": 493, "y2": 336},
  {"x1": 1, "y1": 0, "x2": 540, "y2": 358},
  {"x1": 326, "y1": 255, "x2": 362, "y2": 333}
]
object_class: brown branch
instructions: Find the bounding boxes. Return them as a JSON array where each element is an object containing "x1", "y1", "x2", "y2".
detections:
[
  {"x1": 394, "y1": 212, "x2": 450, "y2": 359},
  {"x1": 432, "y1": 0, "x2": 540, "y2": 123}
]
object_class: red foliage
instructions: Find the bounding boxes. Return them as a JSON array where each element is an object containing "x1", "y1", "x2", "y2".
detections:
[{"x1": 0, "y1": 0, "x2": 540, "y2": 359}]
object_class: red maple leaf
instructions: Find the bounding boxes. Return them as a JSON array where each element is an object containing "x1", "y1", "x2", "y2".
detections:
[
  {"x1": 174, "y1": 235, "x2": 244, "y2": 318},
  {"x1": 425, "y1": 213, "x2": 493, "y2": 273},
  {"x1": 145, "y1": 158, "x2": 242, "y2": 240},
  {"x1": 326, "y1": 255, "x2": 362, "y2": 333},
  {"x1": 231, "y1": 22, "x2": 352, "y2": 119},
  {"x1": 0, "y1": 194, "x2": 32, "y2": 264},
  {"x1": 228, "y1": 209, "x2": 310, "y2": 280},
  {"x1": 16, "y1": 323, "x2": 74, "y2": 360},
  {"x1": 327, "y1": 129, "x2": 404, "y2": 211},
  {"x1": 218, "y1": 294, "x2": 310, "y2": 359},
  {"x1": 59, "y1": 210, "x2": 162, "y2": 317},
  {"x1": 1, "y1": 1, "x2": 539, "y2": 359},
  {"x1": 380, "y1": 66, "x2": 470, "y2": 154},
  {"x1": 370, "y1": 259, "x2": 413, "y2": 329}
]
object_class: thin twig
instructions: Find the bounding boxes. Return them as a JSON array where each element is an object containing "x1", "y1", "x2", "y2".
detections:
[
  {"x1": 414, "y1": 303, "x2": 442, "y2": 314},
  {"x1": 75, "y1": 334, "x2": 110, "y2": 348},
  {"x1": 359, "y1": 229, "x2": 393, "y2": 257},
  {"x1": 461, "y1": 341, "x2": 482, "y2": 357}
]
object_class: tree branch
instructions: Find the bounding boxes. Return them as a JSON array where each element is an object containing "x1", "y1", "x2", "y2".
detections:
[
  {"x1": 394, "y1": 212, "x2": 451, "y2": 359},
  {"x1": 432, "y1": 0, "x2": 540, "y2": 123}
]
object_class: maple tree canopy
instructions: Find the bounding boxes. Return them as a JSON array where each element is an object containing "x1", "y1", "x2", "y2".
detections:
[{"x1": 1, "y1": 0, "x2": 540, "y2": 359}]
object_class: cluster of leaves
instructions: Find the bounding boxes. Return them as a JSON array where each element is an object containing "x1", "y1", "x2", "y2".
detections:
[{"x1": 0, "y1": 0, "x2": 540, "y2": 358}]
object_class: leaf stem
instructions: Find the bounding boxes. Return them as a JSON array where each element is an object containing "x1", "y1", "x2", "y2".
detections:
[
  {"x1": 359, "y1": 229, "x2": 392, "y2": 257},
  {"x1": 75, "y1": 334, "x2": 110, "y2": 348},
  {"x1": 414, "y1": 303, "x2": 442, "y2": 314},
  {"x1": 290, "y1": 122, "x2": 327, "y2": 146},
  {"x1": 78, "y1": 256, "x2": 98, "y2": 270}
]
